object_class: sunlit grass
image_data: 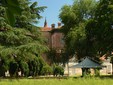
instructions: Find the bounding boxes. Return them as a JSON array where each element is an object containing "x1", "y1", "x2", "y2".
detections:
[{"x1": 0, "y1": 77, "x2": 113, "y2": 85}]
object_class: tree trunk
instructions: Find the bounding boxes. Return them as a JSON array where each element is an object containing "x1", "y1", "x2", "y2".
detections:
[
  {"x1": 67, "y1": 62, "x2": 69, "y2": 76},
  {"x1": 112, "y1": 63, "x2": 113, "y2": 75},
  {"x1": 82, "y1": 68, "x2": 91, "y2": 77},
  {"x1": 82, "y1": 68, "x2": 85, "y2": 77}
]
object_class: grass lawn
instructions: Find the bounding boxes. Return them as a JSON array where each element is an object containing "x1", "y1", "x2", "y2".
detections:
[{"x1": 0, "y1": 77, "x2": 113, "y2": 85}]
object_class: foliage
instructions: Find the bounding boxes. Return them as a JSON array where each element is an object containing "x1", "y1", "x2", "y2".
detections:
[
  {"x1": 19, "y1": 61, "x2": 29, "y2": 77},
  {"x1": 0, "y1": 0, "x2": 46, "y2": 26},
  {"x1": 59, "y1": 0, "x2": 98, "y2": 61},
  {"x1": 38, "y1": 57, "x2": 47, "y2": 75},
  {"x1": 0, "y1": 6, "x2": 12, "y2": 31},
  {"x1": 0, "y1": 0, "x2": 48, "y2": 77},
  {"x1": 9, "y1": 61, "x2": 18, "y2": 77},
  {"x1": 86, "y1": 0, "x2": 113, "y2": 56},
  {"x1": 53, "y1": 65, "x2": 64, "y2": 76},
  {"x1": 15, "y1": 0, "x2": 46, "y2": 28},
  {"x1": 47, "y1": 49, "x2": 63, "y2": 64},
  {"x1": 28, "y1": 57, "x2": 44, "y2": 76},
  {"x1": 0, "y1": 0, "x2": 22, "y2": 26},
  {"x1": 59, "y1": 0, "x2": 97, "y2": 35},
  {"x1": 41, "y1": 64, "x2": 52, "y2": 75},
  {"x1": 94, "y1": 69, "x2": 100, "y2": 77}
]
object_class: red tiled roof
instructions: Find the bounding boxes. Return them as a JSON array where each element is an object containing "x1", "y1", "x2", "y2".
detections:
[
  {"x1": 41, "y1": 27, "x2": 52, "y2": 31},
  {"x1": 41, "y1": 25, "x2": 62, "y2": 32},
  {"x1": 100, "y1": 54, "x2": 107, "y2": 61}
]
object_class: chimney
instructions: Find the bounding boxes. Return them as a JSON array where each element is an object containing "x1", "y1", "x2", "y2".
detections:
[
  {"x1": 51, "y1": 24, "x2": 55, "y2": 28},
  {"x1": 58, "y1": 22, "x2": 61, "y2": 28}
]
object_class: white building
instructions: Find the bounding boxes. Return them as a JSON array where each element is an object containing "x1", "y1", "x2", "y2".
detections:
[{"x1": 64, "y1": 57, "x2": 112, "y2": 76}]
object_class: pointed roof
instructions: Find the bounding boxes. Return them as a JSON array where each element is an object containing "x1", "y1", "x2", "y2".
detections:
[
  {"x1": 41, "y1": 18, "x2": 52, "y2": 32},
  {"x1": 44, "y1": 17, "x2": 47, "y2": 27},
  {"x1": 70, "y1": 57, "x2": 103, "y2": 68}
]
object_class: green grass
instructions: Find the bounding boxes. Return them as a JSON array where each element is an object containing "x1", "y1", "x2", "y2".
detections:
[{"x1": 0, "y1": 77, "x2": 113, "y2": 85}]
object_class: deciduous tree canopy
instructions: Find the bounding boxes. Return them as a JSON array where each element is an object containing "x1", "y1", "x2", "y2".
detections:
[
  {"x1": 59, "y1": 0, "x2": 97, "y2": 61},
  {"x1": 86, "y1": 0, "x2": 113, "y2": 56}
]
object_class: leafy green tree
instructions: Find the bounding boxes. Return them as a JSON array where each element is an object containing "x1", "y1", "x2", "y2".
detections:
[
  {"x1": 92, "y1": 0, "x2": 113, "y2": 55},
  {"x1": 85, "y1": 0, "x2": 113, "y2": 75},
  {"x1": 85, "y1": 0, "x2": 113, "y2": 57},
  {"x1": 59, "y1": 0, "x2": 98, "y2": 76},
  {"x1": 59, "y1": 0, "x2": 97, "y2": 61}
]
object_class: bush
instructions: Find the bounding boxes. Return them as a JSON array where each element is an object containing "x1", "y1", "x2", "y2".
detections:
[
  {"x1": 94, "y1": 69, "x2": 100, "y2": 77},
  {"x1": 20, "y1": 61, "x2": 29, "y2": 77},
  {"x1": 82, "y1": 68, "x2": 91, "y2": 77},
  {"x1": 38, "y1": 57, "x2": 46, "y2": 75},
  {"x1": 53, "y1": 65, "x2": 64, "y2": 77},
  {"x1": 9, "y1": 61, "x2": 18, "y2": 77},
  {"x1": 28, "y1": 58, "x2": 39, "y2": 76},
  {"x1": 0, "y1": 65, "x2": 7, "y2": 77},
  {"x1": 41, "y1": 65, "x2": 52, "y2": 75},
  {"x1": 0, "y1": 58, "x2": 9, "y2": 77},
  {"x1": 28, "y1": 57, "x2": 45, "y2": 76}
]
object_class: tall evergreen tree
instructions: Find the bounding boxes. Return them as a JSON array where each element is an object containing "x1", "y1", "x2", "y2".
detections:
[
  {"x1": 0, "y1": 0, "x2": 47, "y2": 77},
  {"x1": 0, "y1": 0, "x2": 22, "y2": 26}
]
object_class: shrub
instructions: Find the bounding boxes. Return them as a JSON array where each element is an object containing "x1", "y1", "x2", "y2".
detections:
[
  {"x1": 38, "y1": 57, "x2": 46, "y2": 75},
  {"x1": 28, "y1": 57, "x2": 45, "y2": 76},
  {"x1": 9, "y1": 61, "x2": 18, "y2": 77},
  {"x1": 53, "y1": 65, "x2": 64, "y2": 77},
  {"x1": 94, "y1": 68, "x2": 100, "y2": 77},
  {"x1": 20, "y1": 61, "x2": 29, "y2": 77},
  {"x1": 41, "y1": 65, "x2": 52, "y2": 75},
  {"x1": 0, "y1": 58, "x2": 9, "y2": 77}
]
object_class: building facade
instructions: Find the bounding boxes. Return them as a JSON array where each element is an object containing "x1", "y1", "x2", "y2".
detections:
[{"x1": 41, "y1": 19, "x2": 64, "y2": 64}]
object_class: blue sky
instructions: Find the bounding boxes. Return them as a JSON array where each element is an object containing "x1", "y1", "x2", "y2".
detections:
[{"x1": 31, "y1": 0, "x2": 73, "y2": 27}]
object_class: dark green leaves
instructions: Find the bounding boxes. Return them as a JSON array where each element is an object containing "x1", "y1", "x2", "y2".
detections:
[
  {"x1": 5, "y1": 8, "x2": 15, "y2": 26},
  {"x1": 59, "y1": 0, "x2": 97, "y2": 59},
  {"x1": 1, "y1": 0, "x2": 22, "y2": 26}
]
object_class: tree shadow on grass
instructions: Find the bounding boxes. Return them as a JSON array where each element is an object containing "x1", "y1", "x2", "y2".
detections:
[
  {"x1": 99, "y1": 75, "x2": 113, "y2": 79},
  {"x1": 73, "y1": 75, "x2": 113, "y2": 79}
]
